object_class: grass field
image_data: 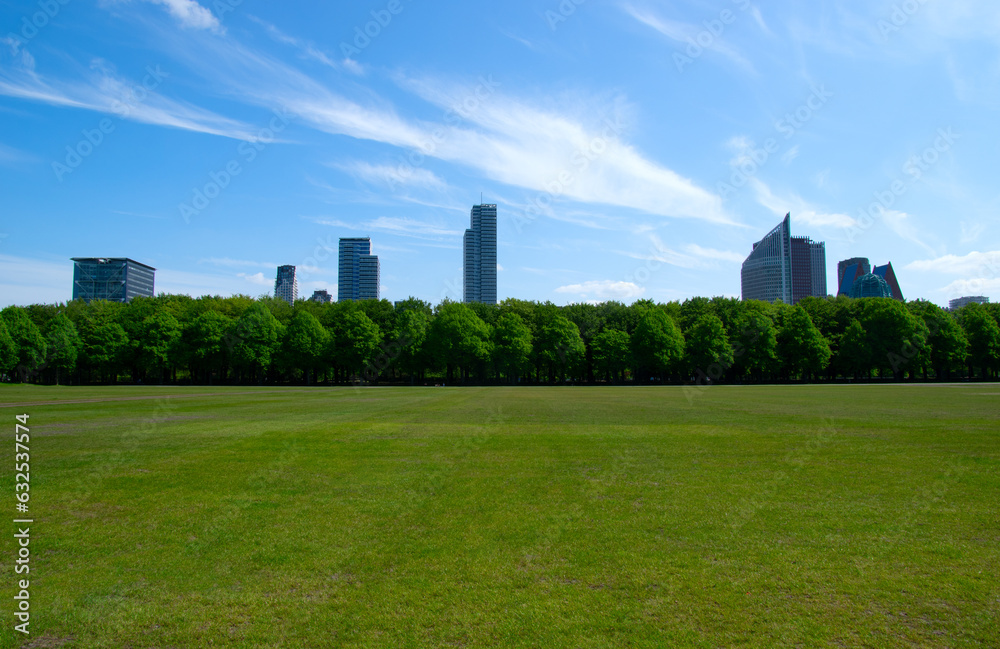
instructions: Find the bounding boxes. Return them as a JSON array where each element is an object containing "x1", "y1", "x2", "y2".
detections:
[{"x1": 0, "y1": 384, "x2": 997, "y2": 648}]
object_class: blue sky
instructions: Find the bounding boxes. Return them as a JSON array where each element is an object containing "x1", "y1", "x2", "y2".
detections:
[{"x1": 1, "y1": 0, "x2": 998, "y2": 308}]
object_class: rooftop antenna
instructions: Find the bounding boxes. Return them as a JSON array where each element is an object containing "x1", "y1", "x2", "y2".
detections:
[{"x1": 480, "y1": 192, "x2": 483, "y2": 205}]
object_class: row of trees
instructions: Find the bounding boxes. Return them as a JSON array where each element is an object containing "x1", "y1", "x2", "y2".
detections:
[{"x1": 1, "y1": 294, "x2": 998, "y2": 385}]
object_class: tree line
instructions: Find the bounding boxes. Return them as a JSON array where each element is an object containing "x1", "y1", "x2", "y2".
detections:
[{"x1": 1, "y1": 293, "x2": 998, "y2": 386}]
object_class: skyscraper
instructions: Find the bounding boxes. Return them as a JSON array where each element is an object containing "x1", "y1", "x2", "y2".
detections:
[
  {"x1": 275, "y1": 265, "x2": 298, "y2": 304},
  {"x1": 71, "y1": 258, "x2": 155, "y2": 303},
  {"x1": 790, "y1": 236, "x2": 828, "y2": 304},
  {"x1": 741, "y1": 214, "x2": 793, "y2": 304},
  {"x1": 741, "y1": 213, "x2": 826, "y2": 305},
  {"x1": 838, "y1": 258, "x2": 904, "y2": 301},
  {"x1": 463, "y1": 203, "x2": 497, "y2": 304},
  {"x1": 338, "y1": 238, "x2": 380, "y2": 301}
]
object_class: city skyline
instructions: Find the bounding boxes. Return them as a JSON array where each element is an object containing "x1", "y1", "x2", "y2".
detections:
[{"x1": 2, "y1": 1, "x2": 998, "y2": 309}]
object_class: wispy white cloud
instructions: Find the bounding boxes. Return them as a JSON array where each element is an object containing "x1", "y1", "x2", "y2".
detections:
[
  {"x1": 154, "y1": 29, "x2": 732, "y2": 225},
  {"x1": 939, "y1": 277, "x2": 1000, "y2": 298},
  {"x1": 236, "y1": 271, "x2": 271, "y2": 287},
  {"x1": 0, "y1": 142, "x2": 39, "y2": 166},
  {"x1": 555, "y1": 279, "x2": 645, "y2": 301},
  {"x1": 338, "y1": 161, "x2": 448, "y2": 192},
  {"x1": 399, "y1": 77, "x2": 732, "y2": 224},
  {"x1": 144, "y1": 0, "x2": 221, "y2": 32},
  {"x1": 314, "y1": 215, "x2": 462, "y2": 240},
  {"x1": 199, "y1": 257, "x2": 278, "y2": 269},
  {"x1": 623, "y1": 235, "x2": 744, "y2": 270},
  {"x1": 960, "y1": 221, "x2": 987, "y2": 244},
  {"x1": 0, "y1": 56, "x2": 256, "y2": 139},
  {"x1": 906, "y1": 250, "x2": 1000, "y2": 275},
  {"x1": 248, "y1": 15, "x2": 345, "y2": 70},
  {"x1": 880, "y1": 209, "x2": 939, "y2": 257},
  {"x1": 622, "y1": 4, "x2": 755, "y2": 73},
  {"x1": 0, "y1": 254, "x2": 71, "y2": 307},
  {"x1": 750, "y1": 178, "x2": 855, "y2": 228}
]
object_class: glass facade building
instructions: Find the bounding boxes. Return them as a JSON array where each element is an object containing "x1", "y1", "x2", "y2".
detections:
[
  {"x1": 463, "y1": 203, "x2": 497, "y2": 304},
  {"x1": 741, "y1": 214, "x2": 793, "y2": 304},
  {"x1": 71, "y1": 258, "x2": 155, "y2": 303},
  {"x1": 338, "y1": 238, "x2": 379, "y2": 301},
  {"x1": 742, "y1": 214, "x2": 826, "y2": 305},
  {"x1": 838, "y1": 258, "x2": 904, "y2": 301},
  {"x1": 275, "y1": 265, "x2": 298, "y2": 305}
]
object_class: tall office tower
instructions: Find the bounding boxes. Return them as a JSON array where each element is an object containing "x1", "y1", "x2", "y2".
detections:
[
  {"x1": 837, "y1": 257, "x2": 870, "y2": 290},
  {"x1": 809, "y1": 241, "x2": 827, "y2": 298},
  {"x1": 742, "y1": 214, "x2": 826, "y2": 305},
  {"x1": 463, "y1": 203, "x2": 497, "y2": 304},
  {"x1": 790, "y1": 236, "x2": 828, "y2": 304},
  {"x1": 275, "y1": 265, "x2": 298, "y2": 304},
  {"x1": 949, "y1": 296, "x2": 989, "y2": 310},
  {"x1": 741, "y1": 214, "x2": 793, "y2": 304},
  {"x1": 71, "y1": 258, "x2": 155, "y2": 303},
  {"x1": 338, "y1": 237, "x2": 380, "y2": 301}
]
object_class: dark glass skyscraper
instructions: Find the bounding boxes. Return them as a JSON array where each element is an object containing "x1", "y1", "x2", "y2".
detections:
[
  {"x1": 463, "y1": 203, "x2": 497, "y2": 304},
  {"x1": 741, "y1": 214, "x2": 793, "y2": 304},
  {"x1": 741, "y1": 213, "x2": 826, "y2": 304},
  {"x1": 71, "y1": 258, "x2": 155, "y2": 303},
  {"x1": 338, "y1": 238, "x2": 379, "y2": 301}
]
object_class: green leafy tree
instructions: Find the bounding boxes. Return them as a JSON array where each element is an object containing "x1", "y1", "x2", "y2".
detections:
[
  {"x1": 395, "y1": 309, "x2": 429, "y2": 383},
  {"x1": 777, "y1": 306, "x2": 831, "y2": 379},
  {"x1": 425, "y1": 302, "x2": 492, "y2": 382},
  {"x1": 44, "y1": 312, "x2": 82, "y2": 385},
  {"x1": 1, "y1": 306, "x2": 48, "y2": 382},
  {"x1": 592, "y1": 329, "x2": 631, "y2": 383},
  {"x1": 686, "y1": 314, "x2": 735, "y2": 382},
  {"x1": 80, "y1": 320, "x2": 129, "y2": 384},
  {"x1": 330, "y1": 309, "x2": 382, "y2": 382},
  {"x1": 0, "y1": 317, "x2": 18, "y2": 378},
  {"x1": 837, "y1": 319, "x2": 870, "y2": 379},
  {"x1": 182, "y1": 310, "x2": 232, "y2": 383},
  {"x1": 281, "y1": 310, "x2": 329, "y2": 384},
  {"x1": 733, "y1": 310, "x2": 777, "y2": 381},
  {"x1": 537, "y1": 314, "x2": 585, "y2": 382},
  {"x1": 959, "y1": 304, "x2": 1000, "y2": 379},
  {"x1": 631, "y1": 308, "x2": 685, "y2": 382},
  {"x1": 857, "y1": 299, "x2": 923, "y2": 379},
  {"x1": 493, "y1": 312, "x2": 533, "y2": 383},
  {"x1": 228, "y1": 302, "x2": 284, "y2": 383},
  {"x1": 134, "y1": 311, "x2": 182, "y2": 383}
]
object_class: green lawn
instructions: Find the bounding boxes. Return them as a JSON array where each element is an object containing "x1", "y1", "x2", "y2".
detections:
[{"x1": 1, "y1": 384, "x2": 997, "y2": 648}]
